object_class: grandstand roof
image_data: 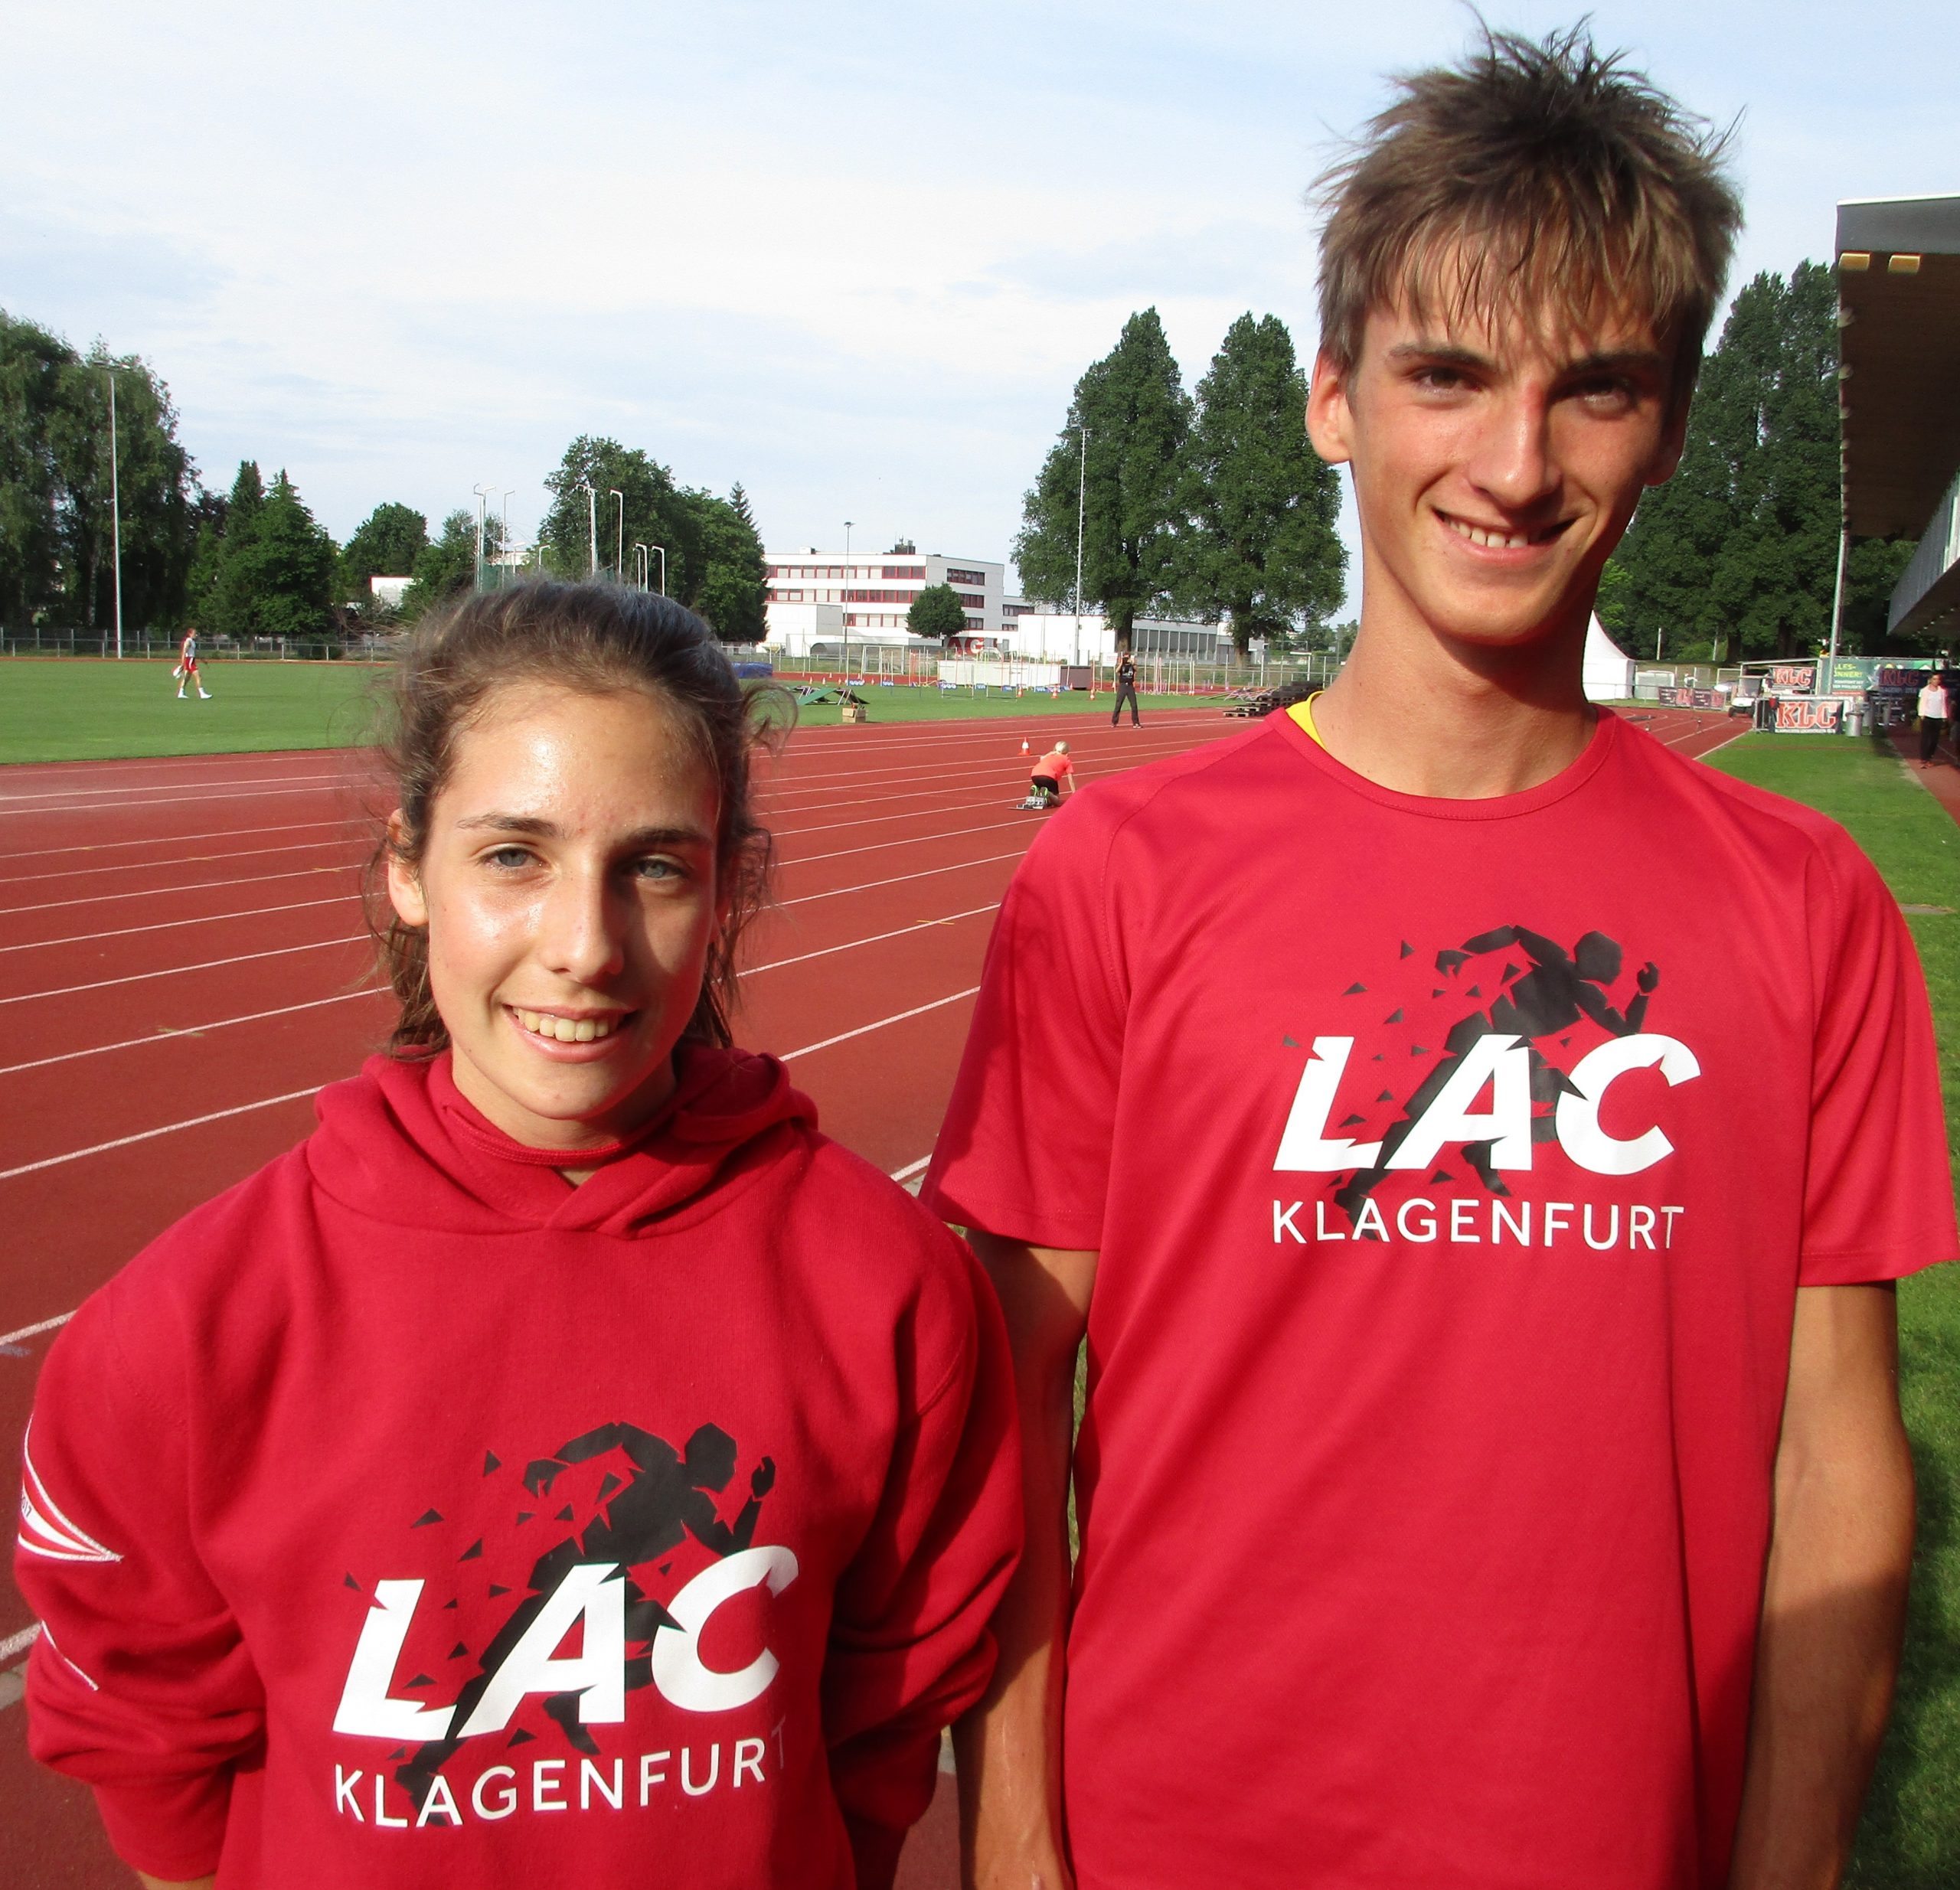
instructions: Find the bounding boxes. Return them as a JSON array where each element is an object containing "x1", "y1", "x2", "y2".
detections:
[{"x1": 1836, "y1": 194, "x2": 1960, "y2": 540}]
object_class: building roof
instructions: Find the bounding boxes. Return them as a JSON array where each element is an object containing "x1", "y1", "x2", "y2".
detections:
[{"x1": 1837, "y1": 194, "x2": 1960, "y2": 540}]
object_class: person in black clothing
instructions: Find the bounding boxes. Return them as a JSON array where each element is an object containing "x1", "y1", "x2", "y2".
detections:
[{"x1": 1110, "y1": 651, "x2": 1142, "y2": 727}]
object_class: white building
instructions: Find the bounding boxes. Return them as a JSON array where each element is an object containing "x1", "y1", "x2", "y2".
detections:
[
  {"x1": 369, "y1": 575, "x2": 412, "y2": 609},
  {"x1": 999, "y1": 606, "x2": 1230, "y2": 663},
  {"x1": 763, "y1": 548, "x2": 1004, "y2": 648}
]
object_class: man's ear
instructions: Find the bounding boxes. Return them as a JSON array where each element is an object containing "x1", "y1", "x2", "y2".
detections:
[
  {"x1": 384, "y1": 813, "x2": 429, "y2": 929},
  {"x1": 1306, "y1": 348, "x2": 1354, "y2": 467}
]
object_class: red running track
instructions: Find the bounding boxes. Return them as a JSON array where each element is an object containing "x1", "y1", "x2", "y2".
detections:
[{"x1": 0, "y1": 702, "x2": 1741, "y2": 1886}]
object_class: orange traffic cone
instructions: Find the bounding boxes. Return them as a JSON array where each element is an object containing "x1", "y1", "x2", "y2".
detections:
[{"x1": 1021, "y1": 738, "x2": 1031, "y2": 755}]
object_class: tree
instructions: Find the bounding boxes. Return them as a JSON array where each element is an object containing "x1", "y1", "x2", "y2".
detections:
[
  {"x1": 1017, "y1": 309, "x2": 1191, "y2": 646},
  {"x1": 339, "y1": 502, "x2": 429, "y2": 604},
  {"x1": 213, "y1": 469, "x2": 336, "y2": 639},
  {"x1": 686, "y1": 488, "x2": 767, "y2": 642},
  {"x1": 540, "y1": 436, "x2": 702, "y2": 596},
  {"x1": 400, "y1": 509, "x2": 484, "y2": 621},
  {"x1": 0, "y1": 312, "x2": 197, "y2": 631},
  {"x1": 1179, "y1": 314, "x2": 1346, "y2": 651},
  {"x1": 909, "y1": 583, "x2": 968, "y2": 642},
  {"x1": 1614, "y1": 263, "x2": 1855, "y2": 661}
]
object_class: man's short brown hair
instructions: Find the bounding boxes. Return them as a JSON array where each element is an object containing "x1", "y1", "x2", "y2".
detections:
[{"x1": 1314, "y1": 23, "x2": 1742, "y2": 398}]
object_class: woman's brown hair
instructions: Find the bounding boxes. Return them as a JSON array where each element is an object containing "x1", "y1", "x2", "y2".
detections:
[{"x1": 365, "y1": 580, "x2": 789, "y2": 1054}]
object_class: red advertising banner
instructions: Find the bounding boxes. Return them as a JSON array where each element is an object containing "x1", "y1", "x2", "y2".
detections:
[
  {"x1": 1672, "y1": 686, "x2": 1695, "y2": 707},
  {"x1": 1769, "y1": 664, "x2": 1815, "y2": 694},
  {"x1": 1775, "y1": 697, "x2": 1843, "y2": 733}
]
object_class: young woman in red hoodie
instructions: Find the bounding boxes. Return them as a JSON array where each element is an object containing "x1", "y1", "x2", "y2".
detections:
[{"x1": 18, "y1": 583, "x2": 1021, "y2": 1889}]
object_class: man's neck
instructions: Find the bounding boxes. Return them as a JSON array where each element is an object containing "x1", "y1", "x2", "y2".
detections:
[{"x1": 1312, "y1": 602, "x2": 1597, "y2": 800}]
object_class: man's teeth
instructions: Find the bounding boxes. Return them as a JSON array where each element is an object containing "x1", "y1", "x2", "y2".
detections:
[
  {"x1": 514, "y1": 1009, "x2": 618, "y2": 1043},
  {"x1": 1446, "y1": 516, "x2": 1540, "y2": 550}
]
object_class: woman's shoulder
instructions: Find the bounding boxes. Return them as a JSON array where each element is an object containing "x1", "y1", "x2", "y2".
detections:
[{"x1": 71, "y1": 1141, "x2": 325, "y2": 1377}]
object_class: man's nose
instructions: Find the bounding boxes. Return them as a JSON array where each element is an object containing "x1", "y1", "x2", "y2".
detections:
[{"x1": 1465, "y1": 390, "x2": 1560, "y2": 514}]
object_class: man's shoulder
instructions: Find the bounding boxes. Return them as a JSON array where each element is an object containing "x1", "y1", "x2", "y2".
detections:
[
  {"x1": 1037, "y1": 717, "x2": 1293, "y2": 850},
  {"x1": 1614, "y1": 715, "x2": 1883, "y2": 898}
]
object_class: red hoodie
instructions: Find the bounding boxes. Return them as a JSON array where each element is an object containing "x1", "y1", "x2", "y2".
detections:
[{"x1": 18, "y1": 1047, "x2": 1019, "y2": 1888}]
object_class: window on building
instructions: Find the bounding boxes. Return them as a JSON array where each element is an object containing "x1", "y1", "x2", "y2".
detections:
[
  {"x1": 882, "y1": 564, "x2": 926, "y2": 579},
  {"x1": 946, "y1": 566, "x2": 988, "y2": 586}
]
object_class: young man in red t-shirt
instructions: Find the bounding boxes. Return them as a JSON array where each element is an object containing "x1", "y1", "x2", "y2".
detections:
[{"x1": 926, "y1": 25, "x2": 1954, "y2": 1890}]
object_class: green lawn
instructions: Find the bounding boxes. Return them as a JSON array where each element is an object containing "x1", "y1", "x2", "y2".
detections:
[
  {"x1": 1708, "y1": 734, "x2": 1960, "y2": 1887},
  {"x1": 0, "y1": 657, "x2": 1195, "y2": 762},
  {"x1": 0, "y1": 658, "x2": 384, "y2": 762}
]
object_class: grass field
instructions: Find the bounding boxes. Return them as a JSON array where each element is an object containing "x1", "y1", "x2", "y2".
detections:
[
  {"x1": 1709, "y1": 734, "x2": 1960, "y2": 1888},
  {"x1": 0, "y1": 657, "x2": 1191, "y2": 762}
]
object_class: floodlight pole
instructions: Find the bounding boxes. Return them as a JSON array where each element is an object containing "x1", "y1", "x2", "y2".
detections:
[
  {"x1": 106, "y1": 367, "x2": 123, "y2": 659},
  {"x1": 609, "y1": 490, "x2": 625, "y2": 583},
  {"x1": 649, "y1": 543, "x2": 666, "y2": 596},
  {"x1": 576, "y1": 482, "x2": 597, "y2": 573},
  {"x1": 500, "y1": 490, "x2": 515, "y2": 577},
  {"x1": 842, "y1": 521, "x2": 853, "y2": 684},
  {"x1": 1074, "y1": 424, "x2": 1089, "y2": 671},
  {"x1": 633, "y1": 543, "x2": 648, "y2": 589},
  {"x1": 472, "y1": 485, "x2": 492, "y2": 591},
  {"x1": 1825, "y1": 524, "x2": 1849, "y2": 693}
]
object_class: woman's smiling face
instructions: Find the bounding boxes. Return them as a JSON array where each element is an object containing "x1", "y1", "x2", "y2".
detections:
[{"x1": 387, "y1": 680, "x2": 724, "y2": 1151}]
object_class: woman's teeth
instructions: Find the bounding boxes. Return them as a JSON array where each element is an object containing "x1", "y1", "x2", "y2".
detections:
[{"x1": 514, "y1": 1009, "x2": 618, "y2": 1043}]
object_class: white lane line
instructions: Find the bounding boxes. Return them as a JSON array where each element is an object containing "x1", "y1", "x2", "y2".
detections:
[
  {"x1": 0, "y1": 900, "x2": 1001, "y2": 1068},
  {"x1": 0, "y1": 934, "x2": 371, "y2": 1008},
  {"x1": 0, "y1": 1086, "x2": 325, "y2": 1183},
  {"x1": 781, "y1": 987, "x2": 980, "y2": 1061},
  {"x1": 0, "y1": 781, "x2": 363, "y2": 821},
  {"x1": 0, "y1": 861, "x2": 361, "y2": 917},
  {"x1": 890, "y1": 1155, "x2": 932, "y2": 1183},
  {"x1": 779, "y1": 817, "x2": 1024, "y2": 870},
  {"x1": 0, "y1": 893, "x2": 355, "y2": 955},
  {"x1": 746, "y1": 904, "x2": 999, "y2": 975},
  {"x1": 0, "y1": 994, "x2": 962, "y2": 1190},
  {"x1": 0, "y1": 766, "x2": 355, "y2": 805},
  {"x1": 0, "y1": 988, "x2": 389, "y2": 1077},
  {"x1": 0, "y1": 844, "x2": 1019, "y2": 968},
  {"x1": 1, "y1": 1624, "x2": 40, "y2": 1661},
  {"x1": 780, "y1": 848, "x2": 1027, "y2": 908},
  {"x1": 0, "y1": 1313, "x2": 72, "y2": 1348},
  {"x1": 0, "y1": 816, "x2": 369, "y2": 867}
]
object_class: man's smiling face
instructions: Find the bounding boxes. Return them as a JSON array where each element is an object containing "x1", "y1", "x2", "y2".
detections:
[{"x1": 1308, "y1": 269, "x2": 1688, "y2": 658}]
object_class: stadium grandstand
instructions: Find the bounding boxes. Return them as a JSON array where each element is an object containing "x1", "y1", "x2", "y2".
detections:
[{"x1": 1835, "y1": 193, "x2": 1960, "y2": 650}]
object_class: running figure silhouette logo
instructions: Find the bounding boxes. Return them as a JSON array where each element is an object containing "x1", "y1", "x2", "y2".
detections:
[
  {"x1": 1331, "y1": 925, "x2": 1661, "y2": 1221},
  {"x1": 394, "y1": 1420, "x2": 775, "y2": 1805}
]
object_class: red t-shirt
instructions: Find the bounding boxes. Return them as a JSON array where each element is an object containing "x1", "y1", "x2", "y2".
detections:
[
  {"x1": 923, "y1": 708, "x2": 1955, "y2": 1890},
  {"x1": 1034, "y1": 750, "x2": 1073, "y2": 782}
]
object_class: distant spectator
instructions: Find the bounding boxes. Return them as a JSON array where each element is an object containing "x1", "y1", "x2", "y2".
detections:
[{"x1": 1918, "y1": 671, "x2": 1948, "y2": 765}]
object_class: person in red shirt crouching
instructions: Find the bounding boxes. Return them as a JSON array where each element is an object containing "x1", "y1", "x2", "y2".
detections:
[
  {"x1": 17, "y1": 583, "x2": 1020, "y2": 1890},
  {"x1": 932, "y1": 24, "x2": 1952, "y2": 1890},
  {"x1": 1027, "y1": 741, "x2": 1074, "y2": 809}
]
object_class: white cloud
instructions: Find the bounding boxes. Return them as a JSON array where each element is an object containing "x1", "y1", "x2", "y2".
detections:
[{"x1": 3, "y1": 0, "x2": 1953, "y2": 595}]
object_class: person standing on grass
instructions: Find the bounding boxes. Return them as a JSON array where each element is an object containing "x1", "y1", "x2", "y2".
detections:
[
  {"x1": 173, "y1": 628, "x2": 211, "y2": 700},
  {"x1": 17, "y1": 583, "x2": 1019, "y2": 1890},
  {"x1": 1109, "y1": 651, "x2": 1142, "y2": 728},
  {"x1": 1917, "y1": 668, "x2": 1948, "y2": 765},
  {"x1": 926, "y1": 25, "x2": 1953, "y2": 1890}
]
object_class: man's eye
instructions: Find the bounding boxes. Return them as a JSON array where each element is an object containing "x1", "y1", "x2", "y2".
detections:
[
  {"x1": 632, "y1": 857, "x2": 682, "y2": 882},
  {"x1": 484, "y1": 846, "x2": 534, "y2": 870}
]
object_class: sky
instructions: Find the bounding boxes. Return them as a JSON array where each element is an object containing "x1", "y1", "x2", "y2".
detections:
[{"x1": 4, "y1": 1, "x2": 1955, "y2": 606}]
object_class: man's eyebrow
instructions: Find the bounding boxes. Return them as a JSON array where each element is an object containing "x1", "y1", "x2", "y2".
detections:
[
  {"x1": 1386, "y1": 341, "x2": 1491, "y2": 370},
  {"x1": 452, "y1": 813, "x2": 714, "y2": 850},
  {"x1": 1561, "y1": 348, "x2": 1668, "y2": 377}
]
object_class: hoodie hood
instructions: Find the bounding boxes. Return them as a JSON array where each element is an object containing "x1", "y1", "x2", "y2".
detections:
[{"x1": 305, "y1": 1044, "x2": 815, "y2": 1237}]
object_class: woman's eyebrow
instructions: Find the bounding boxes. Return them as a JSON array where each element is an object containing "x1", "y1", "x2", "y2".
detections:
[{"x1": 452, "y1": 812, "x2": 713, "y2": 849}]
